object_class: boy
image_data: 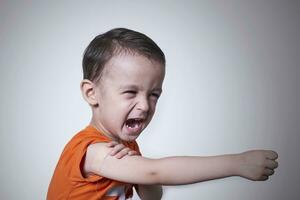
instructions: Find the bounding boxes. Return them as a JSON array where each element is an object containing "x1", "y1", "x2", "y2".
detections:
[{"x1": 47, "y1": 28, "x2": 278, "y2": 200}]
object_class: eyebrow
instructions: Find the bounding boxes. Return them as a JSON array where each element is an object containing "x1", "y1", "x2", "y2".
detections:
[
  {"x1": 119, "y1": 85, "x2": 162, "y2": 93},
  {"x1": 153, "y1": 88, "x2": 163, "y2": 93},
  {"x1": 119, "y1": 85, "x2": 139, "y2": 91}
]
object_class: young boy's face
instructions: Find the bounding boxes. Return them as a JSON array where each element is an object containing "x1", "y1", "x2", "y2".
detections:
[{"x1": 92, "y1": 53, "x2": 165, "y2": 142}]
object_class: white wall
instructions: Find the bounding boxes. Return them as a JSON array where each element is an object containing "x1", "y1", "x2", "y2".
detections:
[{"x1": 0, "y1": 0, "x2": 299, "y2": 199}]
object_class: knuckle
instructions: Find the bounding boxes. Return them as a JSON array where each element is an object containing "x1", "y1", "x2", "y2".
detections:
[
  {"x1": 116, "y1": 144, "x2": 124, "y2": 150},
  {"x1": 130, "y1": 151, "x2": 137, "y2": 155}
]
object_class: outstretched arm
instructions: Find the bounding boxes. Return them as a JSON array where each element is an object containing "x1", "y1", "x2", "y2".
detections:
[{"x1": 84, "y1": 143, "x2": 278, "y2": 185}]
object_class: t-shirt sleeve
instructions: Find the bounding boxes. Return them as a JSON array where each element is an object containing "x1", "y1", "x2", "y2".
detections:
[
  {"x1": 67, "y1": 135, "x2": 110, "y2": 183},
  {"x1": 128, "y1": 140, "x2": 142, "y2": 156}
]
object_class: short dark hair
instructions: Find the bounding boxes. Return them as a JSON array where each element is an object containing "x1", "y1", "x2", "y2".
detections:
[{"x1": 82, "y1": 28, "x2": 166, "y2": 83}]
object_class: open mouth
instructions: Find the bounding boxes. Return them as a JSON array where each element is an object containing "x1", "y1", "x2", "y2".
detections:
[
  {"x1": 125, "y1": 118, "x2": 144, "y2": 129},
  {"x1": 124, "y1": 118, "x2": 146, "y2": 135}
]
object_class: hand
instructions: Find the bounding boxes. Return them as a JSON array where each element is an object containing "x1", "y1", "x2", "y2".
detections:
[
  {"x1": 106, "y1": 141, "x2": 139, "y2": 159},
  {"x1": 237, "y1": 150, "x2": 278, "y2": 181}
]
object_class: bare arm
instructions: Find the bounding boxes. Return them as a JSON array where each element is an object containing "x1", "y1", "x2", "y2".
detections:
[{"x1": 84, "y1": 143, "x2": 278, "y2": 185}]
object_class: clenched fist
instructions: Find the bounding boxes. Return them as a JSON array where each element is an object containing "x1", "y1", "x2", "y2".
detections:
[{"x1": 237, "y1": 150, "x2": 278, "y2": 181}]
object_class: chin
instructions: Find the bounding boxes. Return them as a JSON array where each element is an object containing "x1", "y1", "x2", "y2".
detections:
[
  {"x1": 120, "y1": 127, "x2": 144, "y2": 142},
  {"x1": 121, "y1": 134, "x2": 140, "y2": 142}
]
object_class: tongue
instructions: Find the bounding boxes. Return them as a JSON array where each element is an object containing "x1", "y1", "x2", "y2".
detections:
[{"x1": 126, "y1": 119, "x2": 142, "y2": 132}]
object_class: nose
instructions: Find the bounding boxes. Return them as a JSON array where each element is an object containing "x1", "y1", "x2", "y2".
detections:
[{"x1": 136, "y1": 96, "x2": 150, "y2": 113}]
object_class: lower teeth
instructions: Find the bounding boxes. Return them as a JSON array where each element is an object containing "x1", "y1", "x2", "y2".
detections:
[
  {"x1": 126, "y1": 119, "x2": 143, "y2": 129},
  {"x1": 126, "y1": 122, "x2": 139, "y2": 129}
]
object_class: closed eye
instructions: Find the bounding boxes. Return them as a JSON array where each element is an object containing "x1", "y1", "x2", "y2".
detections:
[
  {"x1": 151, "y1": 93, "x2": 161, "y2": 98},
  {"x1": 125, "y1": 90, "x2": 137, "y2": 94},
  {"x1": 123, "y1": 90, "x2": 137, "y2": 98}
]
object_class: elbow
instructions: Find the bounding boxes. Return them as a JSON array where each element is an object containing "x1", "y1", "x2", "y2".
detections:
[
  {"x1": 144, "y1": 161, "x2": 163, "y2": 185},
  {"x1": 144, "y1": 159, "x2": 176, "y2": 186},
  {"x1": 144, "y1": 170, "x2": 161, "y2": 185}
]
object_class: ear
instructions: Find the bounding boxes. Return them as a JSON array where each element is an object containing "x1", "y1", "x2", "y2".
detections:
[{"x1": 80, "y1": 79, "x2": 98, "y2": 106}]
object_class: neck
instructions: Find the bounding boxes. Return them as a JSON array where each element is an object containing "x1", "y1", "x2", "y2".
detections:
[{"x1": 89, "y1": 116, "x2": 121, "y2": 143}]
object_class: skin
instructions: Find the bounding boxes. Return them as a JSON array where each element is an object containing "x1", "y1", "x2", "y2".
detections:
[
  {"x1": 83, "y1": 52, "x2": 165, "y2": 142},
  {"x1": 107, "y1": 141, "x2": 162, "y2": 200},
  {"x1": 80, "y1": 53, "x2": 278, "y2": 200},
  {"x1": 106, "y1": 141, "x2": 139, "y2": 158}
]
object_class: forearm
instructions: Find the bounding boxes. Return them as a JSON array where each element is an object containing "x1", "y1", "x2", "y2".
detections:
[
  {"x1": 136, "y1": 184, "x2": 163, "y2": 200},
  {"x1": 99, "y1": 153, "x2": 240, "y2": 185},
  {"x1": 152, "y1": 154, "x2": 239, "y2": 185}
]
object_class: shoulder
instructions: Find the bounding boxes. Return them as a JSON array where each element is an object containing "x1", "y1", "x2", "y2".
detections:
[
  {"x1": 60, "y1": 128, "x2": 110, "y2": 160},
  {"x1": 124, "y1": 140, "x2": 142, "y2": 155}
]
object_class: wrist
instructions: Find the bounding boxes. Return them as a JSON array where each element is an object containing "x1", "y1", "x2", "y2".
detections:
[{"x1": 228, "y1": 153, "x2": 244, "y2": 177}]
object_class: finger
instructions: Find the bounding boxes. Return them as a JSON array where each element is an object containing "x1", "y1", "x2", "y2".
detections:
[
  {"x1": 106, "y1": 141, "x2": 119, "y2": 147},
  {"x1": 259, "y1": 175, "x2": 269, "y2": 181},
  {"x1": 109, "y1": 144, "x2": 126, "y2": 156},
  {"x1": 127, "y1": 150, "x2": 138, "y2": 156},
  {"x1": 265, "y1": 159, "x2": 278, "y2": 169},
  {"x1": 115, "y1": 148, "x2": 131, "y2": 159},
  {"x1": 265, "y1": 150, "x2": 278, "y2": 160},
  {"x1": 264, "y1": 168, "x2": 274, "y2": 176}
]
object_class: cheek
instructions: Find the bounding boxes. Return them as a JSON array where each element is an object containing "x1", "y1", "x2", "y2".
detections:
[
  {"x1": 117, "y1": 98, "x2": 136, "y2": 117},
  {"x1": 101, "y1": 96, "x2": 129, "y2": 118},
  {"x1": 149, "y1": 100, "x2": 158, "y2": 112}
]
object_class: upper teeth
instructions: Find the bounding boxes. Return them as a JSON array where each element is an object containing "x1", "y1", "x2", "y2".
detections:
[
  {"x1": 126, "y1": 118, "x2": 142, "y2": 128},
  {"x1": 130, "y1": 118, "x2": 142, "y2": 122}
]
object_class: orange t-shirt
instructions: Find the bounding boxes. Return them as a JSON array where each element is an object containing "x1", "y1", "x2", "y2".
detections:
[{"x1": 47, "y1": 125, "x2": 141, "y2": 200}]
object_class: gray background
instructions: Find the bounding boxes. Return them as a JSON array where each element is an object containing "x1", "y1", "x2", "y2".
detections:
[{"x1": 0, "y1": 0, "x2": 299, "y2": 199}]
